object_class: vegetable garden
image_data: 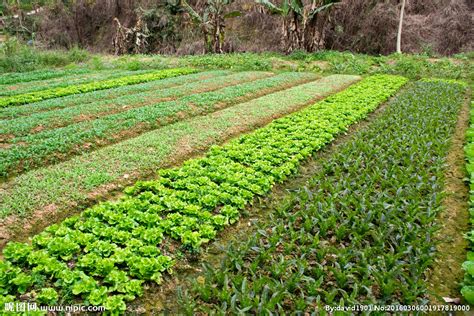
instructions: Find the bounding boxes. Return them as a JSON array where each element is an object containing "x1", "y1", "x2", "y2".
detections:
[{"x1": 0, "y1": 58, "x2": 472, "y2": 314}]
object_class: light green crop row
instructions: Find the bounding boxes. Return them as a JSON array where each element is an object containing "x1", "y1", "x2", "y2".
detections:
[
  {"x1": 0, "y1": 72, "x2": 312, "y2": 178},
  {"x1": 0, "y1": 75, "x2": 406, "y2": 313},
  {"x1": 0, "y1": 68, "x2": 198, "y2": 107}
]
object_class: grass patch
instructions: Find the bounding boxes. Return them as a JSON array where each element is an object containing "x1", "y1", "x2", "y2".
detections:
[{"x1": 0, "y1": 38, "x2": 90, "y2": 73}]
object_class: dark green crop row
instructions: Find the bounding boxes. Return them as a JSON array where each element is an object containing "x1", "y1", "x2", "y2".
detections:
[
  {"x1": 462, "y1": 97, "x2": 474, "y2": 304},
  {"x1": 0, "y1": 72, "x2": 310, "y2": 178},
  {"x1": 0, "y1": 68, "x2": 91, "y2": 85},
  {"x1": 181, "y1": 80, "x2": 466, "y2": 313},
  {"x1": 0, "y1": 75, "x2": 406, "y2": 313},
  {"x1": 0, "y1": 68, "x2": 198, "y2": 108}
]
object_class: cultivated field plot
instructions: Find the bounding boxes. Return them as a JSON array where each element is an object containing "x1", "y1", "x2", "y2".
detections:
[{"x1": 0, "y1": 67, "x2": 471, "y2": 314}]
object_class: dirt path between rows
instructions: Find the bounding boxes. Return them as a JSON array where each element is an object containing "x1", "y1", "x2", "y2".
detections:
[{"x1": 427, "y1": 91, "x2": 471, "y2": 303}]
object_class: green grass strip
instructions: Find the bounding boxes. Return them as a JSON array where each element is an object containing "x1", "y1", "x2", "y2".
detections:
[
  {"x1": 0, "y1": 68, "x2": 92, "y2": 85},
  {"x1": 0, "y1": 72, "x2": 311, "y2": 178},
  {"x1": 0, "y1": 71, "x2": 271, "y2": 138},
  {"x1": 0, "y1": 74, "x2": 355, "y2": 219},
  {"x1": 182, "y1": 80, "x2": 466, "y2": 313},
  {"x1": 0, "y1": 68, "x2": 198, "y2": 108},
  {"x1": 0, "y1": 75, "x2": 405, "y2": 313},
  {"x1": 461, "y1": 96, "x2": 474, "y2": 304},
  {"x1": 0, "y1": 71, "x2": 231, "y2": 119}
]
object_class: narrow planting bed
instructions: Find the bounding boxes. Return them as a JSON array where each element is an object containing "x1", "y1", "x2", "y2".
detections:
[{"x1": 0, "y1": 68, "x2": 92, "y2": 85}]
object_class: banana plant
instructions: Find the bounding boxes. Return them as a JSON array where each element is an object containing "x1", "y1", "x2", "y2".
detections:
[
  {"x1": 255, "y1": 0, "x2": 340, "y2": 53},
  {"x1": 181, "y1": 0, "x2": 241, "y2": 53}
]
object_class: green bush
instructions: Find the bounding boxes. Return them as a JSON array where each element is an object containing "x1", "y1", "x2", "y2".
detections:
[{"x1": 0, "y1": 37, "x2": 90, "y2": 73}]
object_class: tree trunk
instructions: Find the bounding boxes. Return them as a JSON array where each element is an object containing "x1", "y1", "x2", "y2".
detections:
[{"x1": 396, "y1": 0, "x2": 406, "y2": 53}]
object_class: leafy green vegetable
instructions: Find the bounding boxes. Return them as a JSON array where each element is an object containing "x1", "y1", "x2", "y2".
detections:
[{"x1": 36, "y1": 288, "x2": 59, "y2": 305}]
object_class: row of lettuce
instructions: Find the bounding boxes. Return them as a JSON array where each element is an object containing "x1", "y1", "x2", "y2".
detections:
[
  {"x1": 180, "y1": 79, "x2": 468, "y2": 313},
  {"x1": 0, "y1": 71, "x2": 314, "y2": 178},
  {"x1": 0, "y1": 68, "x2": 197, "y2": 108},
  {"x1": 0, "y1": 75, "x2": 407, "y2": 313},
  {"x1": 462, "y1": 97, "x2": 474, "y2": 304}
]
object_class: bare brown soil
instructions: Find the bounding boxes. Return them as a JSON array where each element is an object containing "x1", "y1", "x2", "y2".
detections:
[{"x1": 426, "y1": 91, "x2": 471, "y2": 303}]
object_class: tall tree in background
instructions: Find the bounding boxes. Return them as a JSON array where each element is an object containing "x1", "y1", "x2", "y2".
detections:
[
  {"x1": 181, "y1": 0, "x2": 240, "y2": 53},
  {"x1": 396, "y1": 0, "x2": 406, "y2": 53},
  {"x1": 256, "y1": 0, "x2": 340, "y2": 53}
]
